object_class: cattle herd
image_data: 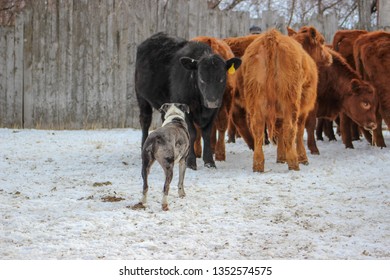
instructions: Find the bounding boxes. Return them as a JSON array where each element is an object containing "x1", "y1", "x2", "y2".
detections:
[{"x1": 135, "y1": 27, "x2": 389, "y2": 174}]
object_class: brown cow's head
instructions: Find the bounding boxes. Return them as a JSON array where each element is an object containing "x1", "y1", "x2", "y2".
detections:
[
  {"x1": 288, "y1": 26, "x2": 332, "y2": 67},
  {"x1": 344, "y1": 79, "x2": 378, "y2": 131}
]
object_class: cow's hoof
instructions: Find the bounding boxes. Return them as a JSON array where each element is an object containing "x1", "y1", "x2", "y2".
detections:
[
  {"x1": 288, "y1": 165, "x2": 300, "y2": 171},
  {"x1": 187, "y1": 163, "x2": 197, "y2": 170},
  {"x1": 187, "y1": 159, "x2": 197, "y2": 170},
  {"x1": 204, "y1": 162, "x2": 216, "y2": 168},
  {"x1": 162, "y1": 204, "x2": 169, "y2": 211},
  {"x1": 253, "y1": 162, "x2": 264, "y2": 172},
  {"x1": 215, "y1": 154, "x2": 225, "y2": 161}
]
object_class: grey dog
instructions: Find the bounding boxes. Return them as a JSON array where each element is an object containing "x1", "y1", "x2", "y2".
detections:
[{"x1": 138, "y1": 103, "x2": 190, "y2": 211}]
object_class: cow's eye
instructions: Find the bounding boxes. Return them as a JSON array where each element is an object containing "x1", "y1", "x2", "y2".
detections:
[{"x1": 361, "y1": 101, "x2": 370, "y2": 110}]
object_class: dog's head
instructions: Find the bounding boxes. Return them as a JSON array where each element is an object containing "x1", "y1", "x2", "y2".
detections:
[{"x1": 159, "y1": 103, "x2": 190, "y2": 126}]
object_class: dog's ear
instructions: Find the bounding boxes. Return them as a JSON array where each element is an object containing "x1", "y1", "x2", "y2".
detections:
[
  {"x1": 159, "y1": 103, "x2": 170, "y2": 113},
  {"x1": 178, "y1": 104, "x2": 190, "y2": 114}
]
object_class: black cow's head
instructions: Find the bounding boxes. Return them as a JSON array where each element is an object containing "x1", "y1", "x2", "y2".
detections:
[{"x1": 180, "y1": 55, "x2": 241, "y2": 108}]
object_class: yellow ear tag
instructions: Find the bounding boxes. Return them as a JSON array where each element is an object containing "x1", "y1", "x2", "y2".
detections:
[{"x1": 228, "y1": 64, "x2": 235, "y2": 75}]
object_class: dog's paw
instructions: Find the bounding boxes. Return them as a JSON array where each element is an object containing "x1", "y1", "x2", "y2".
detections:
[{"x1": 162, "y1": 204, "x2": 169, "y2": 211}]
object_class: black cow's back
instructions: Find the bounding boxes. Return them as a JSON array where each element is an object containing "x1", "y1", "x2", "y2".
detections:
[{"x1": 135, "y1": 32, "x2": 187, "y2": 109}]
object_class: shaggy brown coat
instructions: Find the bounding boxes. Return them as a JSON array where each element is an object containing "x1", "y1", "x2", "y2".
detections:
[
  {"x1": 354, "y1": 31, "x2": 390, "y2": 147},
  {"x1": 232, "y1": 28, "x2": 330, "y2": 172}
]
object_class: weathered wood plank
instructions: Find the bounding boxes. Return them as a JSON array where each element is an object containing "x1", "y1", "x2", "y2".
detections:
[
  {"x1": 13, "y1": 11, "x2": 24, "y2": 128},
  {"x1": 0, "y1": 27, "x2": 9, "y2": 127},
  {"x1": 22, "y1": 7, "x2": 33, "y2": 128}
]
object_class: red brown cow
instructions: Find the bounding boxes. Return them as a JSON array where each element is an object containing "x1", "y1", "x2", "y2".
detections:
[
  {"x1": 354, "y1": 31, "x2": 390, "y2": 147},
  {"x1": 232, "y1": 28, "x2": 331, "y2": 172},
  {"x1": 288, "y1": 28, "x2": 378, "y2": 152},
  {"x1": 308, "y1": 47, "x2": 378, "y2": 151},
  {"x1": 333, "y1": 30, "x2": 368, "y2": 69},
  {"x1": 191, "y1": 36, "x2": 237, "y2": 161},
  {"x1": 223, "y1": 34, "x2": 260, "y2": 57},
  {"x1": 332, "y1": 29, "x2": 369, "y2": 141}
]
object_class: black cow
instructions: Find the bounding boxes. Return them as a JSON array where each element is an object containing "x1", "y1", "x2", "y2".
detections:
[{"x1": 135, "y1": 32, "x2": 241, "y2": 170}]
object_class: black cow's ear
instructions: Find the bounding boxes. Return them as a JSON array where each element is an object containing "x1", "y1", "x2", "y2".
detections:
[
  {"x1": 226, "y1": 57, "x2": 242, "y2": 73},
  {"x1": 180, "y1": 57, "x2": 198, "y2": 70}
]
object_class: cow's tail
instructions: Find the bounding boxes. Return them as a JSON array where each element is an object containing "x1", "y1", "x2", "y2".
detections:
[{"x1": 264, "y1": 30, "x2": 278, "y2": 141}]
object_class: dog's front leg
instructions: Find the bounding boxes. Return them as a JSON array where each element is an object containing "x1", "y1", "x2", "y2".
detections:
[{"x1": 177, "y1": 158, "x2": 187, "y2": 198}]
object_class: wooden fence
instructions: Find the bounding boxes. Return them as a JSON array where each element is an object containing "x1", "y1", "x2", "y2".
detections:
[{"x1": 0, "y1": 0, "x2": 337, "y2": 129}]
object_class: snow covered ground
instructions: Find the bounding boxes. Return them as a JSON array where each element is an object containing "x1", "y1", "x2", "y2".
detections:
[{"x1": 0, "y1": 127, "x2": 389, "y2": 260}]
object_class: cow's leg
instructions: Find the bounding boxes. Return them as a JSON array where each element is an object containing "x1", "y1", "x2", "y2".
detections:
[
  {"x1": 194, "y1": 126, "x2": 202, "y2": 158},
  {"x1": 324, "y1": 119, "x2": 337, "y2": 141},
  {"x1": 177, "y1": 158, "x2": 187, "y2": 198},
  {"x1": 214, "y1": 109, "x2": 228, "y2": 161},
  {"x1": 161, "y1": 163, "x2": 173, "y2": 211},
  {"x1": 251, "y1": 119, "x2": 266, "y2": 172},
  {"x1": 340, "y1": 113, "x2": 354, "y2": 149},
  {"x1": 276, "y1": 119, "x2": 286, "y2": 163},
  {"x1": 137, "y1": 98, "x2": 153, "y2": 147},
  {"x1": 372, "y1": 119, "x2": 386, "y2": 147},
  {"x1": 351, "y1": 122, "x2": 361, "y2": 141},
  {"x1": 305, "y1": 110, "x2": 319, "y2": 155},
  {"x1": 201, "y1": 122, "x2": 216, "y2": 168},
  {"x1": 215, "y1": 127, "x2": 226, "y2": 161},
  {"x1": 227, "y1": 117, "x2": 237, "y2": 143},
  {"x1": 297, "y1": 114, "x2": 309, "y2": 164},
  {"x1": 372, "y1": 113, "x2": 386, "y2": 147},
  {"x1": 283, "y1": 112, "x2": 299, "y2": 171},
  {"x1": 231, "y1": 104, "x2": 254, "y2": 150},
  {"x1": 316, "y1": 118, "x2": 324, "y2": 141},
  {"x1": 186, "y1": 120, "x2": 198, "y2": 170},
  {"x1": 211, "y1": 125, "x2": 217, "y2": 154}
]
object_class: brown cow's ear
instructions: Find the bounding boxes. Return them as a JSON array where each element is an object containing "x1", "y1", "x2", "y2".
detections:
[
  {"x1": 180, "y1": 57, "x2": 198, "y2": 70},
  {"x1": 351, "y1": 79, "x2": 361, "y2": 93},
  {"x1": 287, "y1": 27, "x2": 296, "y2": 37},
  {"x1": 309, "y1": 27, "x2": 317, "y2": 40}
]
